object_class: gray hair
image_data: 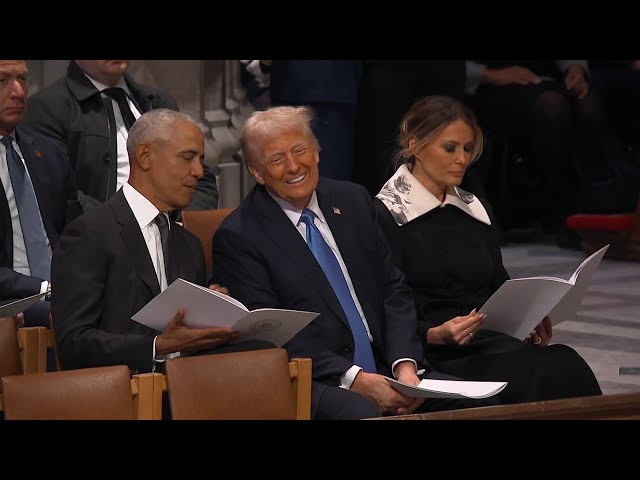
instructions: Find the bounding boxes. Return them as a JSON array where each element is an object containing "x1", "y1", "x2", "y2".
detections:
[
  {"x1": 240, "y1": 105, "x2": 320, "y2": 167},
  {"x1": 126, "y1": 108, "x2": 201, "y2": 160}
]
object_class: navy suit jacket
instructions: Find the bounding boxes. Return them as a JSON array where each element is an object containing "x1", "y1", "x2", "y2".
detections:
[
  {"x1": 0, "y1": 126, "x2": 81, "y2": 300},
  {"x1": 212, "y1": 178, "x2": 425, "y2": 388},
  {"x1": 51, "y1": 189, "x2": 206, "y2": 373}
]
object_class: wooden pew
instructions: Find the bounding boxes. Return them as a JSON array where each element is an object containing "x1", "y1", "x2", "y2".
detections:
[{"x1": 367, "y1": 392, "x2": 640, "y2": 420}]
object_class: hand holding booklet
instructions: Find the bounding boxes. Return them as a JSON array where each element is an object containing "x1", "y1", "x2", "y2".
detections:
[
  {"x1": 479, "y1": 244, "x2": 609, "y2": 340},
  {"x1": 132, "y1": 278, "x2": 319, "y2": 347},
  {"x1": 385, "y1": 376, "x2": 507, "y2": 399}
]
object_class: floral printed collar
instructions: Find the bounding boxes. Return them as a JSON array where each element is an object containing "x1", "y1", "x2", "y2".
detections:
[{"x1": 376, "y1": 163, "x2": 491, "y2": 227}]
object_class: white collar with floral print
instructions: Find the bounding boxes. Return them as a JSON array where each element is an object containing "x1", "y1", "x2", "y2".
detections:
[{"x1": 375, "y1": 163, "x2": 491, "y2": 227}]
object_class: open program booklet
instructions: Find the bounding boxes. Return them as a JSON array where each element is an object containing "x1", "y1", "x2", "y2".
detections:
[
  {"x1": 0, "y1": 291, "x2": 49, "y2": 318},
  {"x1": 132, "y1": 278, "x2": 319, "y2": 347},
  {"x1": 385, "y1": 377, "x2": 507, "y2": 399},
  {"x1": 479, "y1": 244, "x2": 609, "y2": 340}
]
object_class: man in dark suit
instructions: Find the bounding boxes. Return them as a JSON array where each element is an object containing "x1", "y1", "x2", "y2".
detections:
[
  {"x1": 0, "y1": 60, "x2": 81, "y2": 328},
  {"x1": 212, "y1": 105, "x2": 497, "y2": 419},
  {"x1": 23, "y1": 60, "x2": 218, "y2": 213},
  {"x1": 51, "y1": 109, "x2": 243, "y2": 374}
]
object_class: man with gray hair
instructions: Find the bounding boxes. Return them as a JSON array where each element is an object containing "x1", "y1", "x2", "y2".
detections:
[{"x1": 51, "y1": 109, "x2": 264, "y2": 374}]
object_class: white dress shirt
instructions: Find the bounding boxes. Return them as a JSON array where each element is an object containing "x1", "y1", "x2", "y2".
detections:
[{"x1": 122, "y1": 183, "x2": 175, "y2": 367}]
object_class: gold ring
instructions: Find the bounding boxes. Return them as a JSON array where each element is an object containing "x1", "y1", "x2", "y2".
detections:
[{"x1": 534, "y1": 337, "x2": 542, "y2": 345}]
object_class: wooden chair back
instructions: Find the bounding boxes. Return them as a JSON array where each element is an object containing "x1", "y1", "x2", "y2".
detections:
[
  {"x1": 181, "y1": 208, "x2": 235, "y2": 276},
  {"x1": 164, "y1": 348, "x2": 312, "y2": 420}
]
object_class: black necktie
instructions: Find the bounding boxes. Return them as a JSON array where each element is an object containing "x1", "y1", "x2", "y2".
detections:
[
  {"x1": 154, "y1": 213, "x2": 171, "y2": 284},
  {"x1": 102, "y1": 87, "x2": 137, "y2": 130}
]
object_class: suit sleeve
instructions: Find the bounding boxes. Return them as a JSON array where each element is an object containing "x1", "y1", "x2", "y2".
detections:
[
  {"x1": 0, "y1": 269, "x2": 43, "y2": 300},
  {"x1": 51, "y1": 216, "x2": 155, "y2": 372},
  {"x1": 212, "y1": 223, "x2": 356, "y2": 384}
]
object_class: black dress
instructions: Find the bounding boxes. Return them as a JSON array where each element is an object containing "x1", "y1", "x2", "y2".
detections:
[{"x1": 374, "y1": 184, "x2": 602, "y2": 404}]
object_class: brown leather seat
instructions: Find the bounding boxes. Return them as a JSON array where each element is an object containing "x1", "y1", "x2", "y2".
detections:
[
  {"x1": 2, "y1": 365, "x2": 136, "y2": 420},
  {"x1": 165, "y1": 348, "x2": 311, "y2": 420},
  {"x1": 0, "y1": 317, "x2": 23, "y2": 393},
  {"x1": 181, "y1": 208, "x2": 235, "y2": 275}
]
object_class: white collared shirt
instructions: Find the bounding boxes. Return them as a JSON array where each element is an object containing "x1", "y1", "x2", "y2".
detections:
[
  {"x1": 376, "y1": 163, "x2": 491, "y2": 227},
  {"x1": 122, "y1": 183, "x2": 176, "y2": 366},
  {"x1": 1, "y1": 134, "x2": 52, "y2": 294},
  {"x1": 85, "y1": 75, "x2": 142, "y2": 193}
]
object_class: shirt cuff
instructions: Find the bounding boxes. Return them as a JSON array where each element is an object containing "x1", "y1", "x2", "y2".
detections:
[
  {"x1": 391, "y1": 358, "x2": 418, "y2": 379},
  {"x1": 39, "y1": 281, "x2": 49, "y2": 295},
  {"x1": 339, "y1": 365, "x2": 363, "y2": 390}
]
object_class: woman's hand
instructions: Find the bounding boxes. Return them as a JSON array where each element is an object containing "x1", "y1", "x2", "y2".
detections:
[
  {"x1": 426, "y1": 309, "x2": 486, "y2": 345},
  {"x1": 526, "y1": 316, "x2": 552, "y2": 347}
]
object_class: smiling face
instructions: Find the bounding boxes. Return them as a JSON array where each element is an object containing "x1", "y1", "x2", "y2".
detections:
[
  {"x1": 248, "y1": 126, "x2": 320, "y2": 210},
  {"x1": 0, "y1": 60, "x2": 28, "y2": 136},
  {"x1": 410, "y1": 119, "x2": 476, "y2": 200}
]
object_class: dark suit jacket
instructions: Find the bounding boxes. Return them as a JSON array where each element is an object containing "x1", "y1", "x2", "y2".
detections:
[
  {"x1": 23, "y1": 60, "x2": 218, "y2": 212},
  {"x1": 0, "y1": 126, "x2": 81, "y2": 300},
  {"x1": 51, "y1": 189, "x2": 206, "y2": 373},
  {"x1": 212, "y1": 178, "x2": 425, "y2": 388}
]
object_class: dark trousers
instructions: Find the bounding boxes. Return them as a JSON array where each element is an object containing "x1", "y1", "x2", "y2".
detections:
[{"x1": 312, "y1": 370, "x2": 499, "y2": 420}]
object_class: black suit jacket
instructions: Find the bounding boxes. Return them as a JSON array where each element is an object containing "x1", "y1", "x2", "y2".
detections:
[
  {"x1": 51, "y1": 189, "x2": 206, "y2": 373},
  {"x1": 0, "y1": 126, "x2": 81, "y2": 300},
  {"x1": 23, "y1": 60, "x2": 218, "y2": 212},
  {"x1": 212, "y1": 179, "x2": 425, "y2": 388}
]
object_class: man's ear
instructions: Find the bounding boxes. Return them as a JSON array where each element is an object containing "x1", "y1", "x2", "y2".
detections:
[
  {"x1": 136, "y1": 143, "x2": 152, "y2": 171},
  {"x1": 247, "y1": 163, "x2": 266, "y2": 185}
]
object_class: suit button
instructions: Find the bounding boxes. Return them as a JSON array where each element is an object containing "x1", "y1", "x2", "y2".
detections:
[{"x1": 103, "y1": 153, "x2": 110, "y2": 162}]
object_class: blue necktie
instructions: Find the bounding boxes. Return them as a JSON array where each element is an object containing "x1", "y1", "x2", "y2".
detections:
[
  {"x1": 2, "y1": 136, "x2": 51, "y2": 280},
  {"x1": 299, "y1": 209, "x2": 377, "y2": 373}
]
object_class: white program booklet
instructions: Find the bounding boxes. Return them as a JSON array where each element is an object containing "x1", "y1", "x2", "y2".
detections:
[
  {"x1": 385, "y1": 377, "x2": 507, "y2": 399},
  {"x1": 479, "y1": 244, "x2": 609, "y2": 340},
  {"x1": 0, "y1": 291, "x2": 49, "y2": 318},
  {"x1": 131, "y1": 278, "x2": 319, "y2": 347}
]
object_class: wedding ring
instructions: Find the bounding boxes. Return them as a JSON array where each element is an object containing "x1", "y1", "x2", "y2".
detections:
[
  {"x1": 534, "y1": 337, "x2": 542, "y2": 345},
  {"x1": 469, "y1": 332, "x2": 474, "y2": 338}
]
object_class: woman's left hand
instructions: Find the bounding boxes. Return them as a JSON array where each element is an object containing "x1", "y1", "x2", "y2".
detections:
[{"x1": 526, "y1": 316, "x2": 552, "y2": 347}]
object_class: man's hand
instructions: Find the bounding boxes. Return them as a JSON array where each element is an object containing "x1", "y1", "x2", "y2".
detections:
[
  {"x1": 351, "y1": 371, "x2": 422, "y2": 416},
  {"x1": 13, "y1": 313, "x2": 25, "y2": 329},
  {"x1": 155, "y1": 308, "x2": 238, "y2": 356},
  {"x1": 208, "y1": 283, "x2": 230, "y2": 296}
]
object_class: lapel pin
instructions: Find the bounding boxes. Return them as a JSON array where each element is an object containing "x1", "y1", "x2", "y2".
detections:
[
  {"x1": 35, "y1": 149, "x2": 43, "y2": 159},
  {"x1": 332, "y1": 207, "x2": 341, "y2": 215}
]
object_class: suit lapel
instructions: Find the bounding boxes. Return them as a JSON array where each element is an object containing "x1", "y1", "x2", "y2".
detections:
[
  {"x1": 250, "y1": 186, "x2": 349, "y2": 327},
  {"x1": 14, "y1": 128, "x2": 59, "y2": 247},
  {"x1": 111, "y1": 191, "x2": 161, "y2": 297}
]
